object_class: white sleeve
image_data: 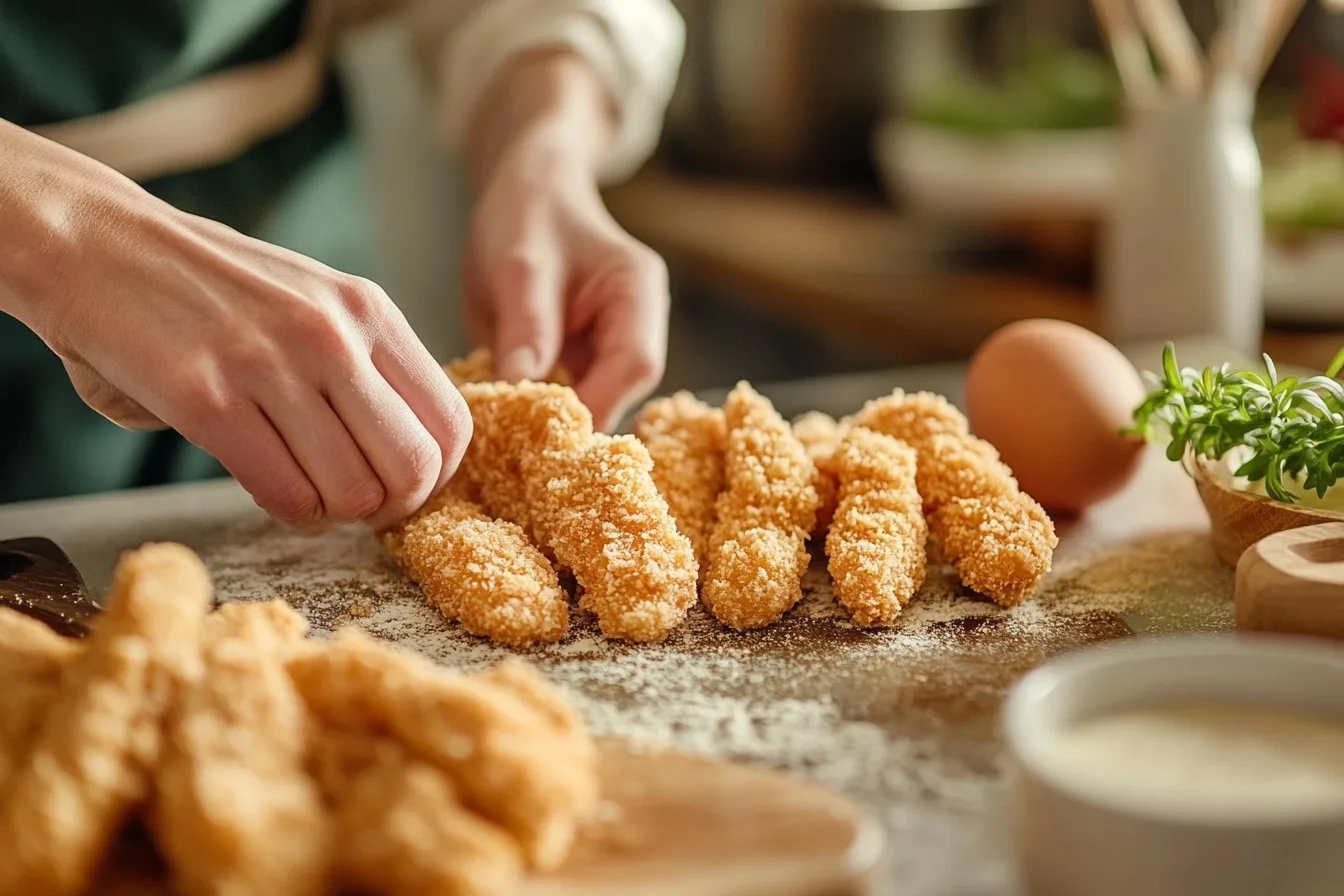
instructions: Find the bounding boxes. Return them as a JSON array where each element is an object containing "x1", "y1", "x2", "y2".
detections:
[{"x1": 433, "y1": 0, "x2": 684, "y2": 185}]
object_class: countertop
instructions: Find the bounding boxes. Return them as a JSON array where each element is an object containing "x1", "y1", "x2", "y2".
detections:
[{"x1": 0, "y1": 338, "x2": 1240, "y2": 896}]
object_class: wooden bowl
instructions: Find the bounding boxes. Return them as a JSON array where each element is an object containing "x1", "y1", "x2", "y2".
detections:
[{"x1": 1191, "y1": 459, "x2": 1344, "y2": 567}]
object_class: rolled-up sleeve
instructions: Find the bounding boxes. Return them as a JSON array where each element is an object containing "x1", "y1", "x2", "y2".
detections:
[{"x1": 421, "y1": 0, "x2": 684, "y2": 185}]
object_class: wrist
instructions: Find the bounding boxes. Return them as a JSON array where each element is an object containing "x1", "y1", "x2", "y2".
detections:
[
  {"x1": 464, "y1": 50, "x2": 616, "y2": 191},
  {"x1": 0, "y1": 120, "x2": 159, "y2": 337}
]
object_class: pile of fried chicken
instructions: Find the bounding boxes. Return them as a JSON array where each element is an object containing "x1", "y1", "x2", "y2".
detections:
[
  {"x1": 0, "y1": 544, "x2": 597, "y2": 896},
  {"x1": 383, "y1": 350, "x2": 1058, "y2": 646}
]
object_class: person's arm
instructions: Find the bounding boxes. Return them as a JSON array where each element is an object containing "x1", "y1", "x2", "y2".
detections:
[
  {"x1": 0, "y1": 118, "x2": 470, "y2": 529},
  {"x1": 404, "y1": 0, "x2": 685, "y2": 430}
]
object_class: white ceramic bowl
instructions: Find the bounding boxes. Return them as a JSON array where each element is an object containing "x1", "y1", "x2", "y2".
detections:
[{"x1": 1003, "y1": 635, "x2": 1344, "y2": 896}]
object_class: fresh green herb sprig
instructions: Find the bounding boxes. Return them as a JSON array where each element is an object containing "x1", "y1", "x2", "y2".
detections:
[{"x1": 1128, "y1": 343, "x2": 1344, "y2": 503}]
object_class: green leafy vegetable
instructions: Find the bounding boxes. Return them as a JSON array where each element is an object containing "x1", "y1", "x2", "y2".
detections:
[
  {"x1": 1129, "y1": 343, "x2": 1344, "y2": 503},
  {"x1": 911, "y1": 42, "x2": 1121, "y2": 137}
]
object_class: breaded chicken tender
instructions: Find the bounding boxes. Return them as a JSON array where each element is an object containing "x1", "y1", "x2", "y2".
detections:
[
  {"x1": 154, "y1": 601, "x2": 330, "y2": 896},
  {"x1": 0, "y1": 544, "x2": 209, "y2": 896},
  {"x1": 459, "y1": 381, "x2": 698, "y2": 642},
  {"x1": 312, "y1": 729, "x2": 523, "y2": 896},
  {"x1": 854, "y1": 391, "x2": 1056, "y2": 605},
  {"x1": 0, "y1": 609, "x2": 84, "y2": 792},
  {"x1": 287, "y1": 630, "x2": 598, "y2": 871},
  {"x1": 703, "y1": 383, "x2": 820, "y2": 631},
  {"x1": 633, "y1": 391, "x2": 726, "y2": 579},
  {"x1": 792, "y1": 411, "x2": 845, "y2": 538},
  {"x1": 384, "y1": 482, "x2": 568, "y2": 646},
  {"x1": 532, "y1": 433, "x2": 699, "y2": 642},
  {"x1": 825, "y1": 428, "x2": 927, "y2": 626},
  {"x1": 456, "y1": 381, "x2": 593, "y2": 542},
  {"x1": 444, "y1": 346, "x2": 573, "y2": 387}
]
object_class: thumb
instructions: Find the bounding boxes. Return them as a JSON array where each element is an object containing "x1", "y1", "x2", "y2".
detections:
[{"x1": 491, "y1": 254, "x2": 564, "y2": 383}]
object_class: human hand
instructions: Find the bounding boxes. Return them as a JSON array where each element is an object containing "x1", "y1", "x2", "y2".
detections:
[
  {"x1": 460, "y1": 52, "x2": 669, "y2": 432},
  {"x1": 0, "y1": 122, "x2": 470, "y2": 530}
]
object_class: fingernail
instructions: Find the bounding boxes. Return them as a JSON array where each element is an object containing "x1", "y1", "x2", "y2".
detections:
[{"x1": 501, "y1": 347, "x2": 539, "y2": 382}]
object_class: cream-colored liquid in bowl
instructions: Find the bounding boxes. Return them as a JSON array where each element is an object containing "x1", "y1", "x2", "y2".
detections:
[{"x1": 1042, "y1": 701, "x2": 1344, "y2": 823}]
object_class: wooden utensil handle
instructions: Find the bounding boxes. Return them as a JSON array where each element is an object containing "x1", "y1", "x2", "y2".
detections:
[{"x1": 1236, "y1": 522, "x2": 1344, "y2": 641}]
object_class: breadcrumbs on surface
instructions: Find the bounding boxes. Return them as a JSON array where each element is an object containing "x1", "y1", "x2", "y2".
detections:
[
  {"x1": 703, "y1": 383, "x2": 819, "y2": 631},
  {"x1": 633, "y1": 391, "x2": 726, "y2": 579},
  {"x1": 826, "y1": 428, "x2": 927, "y2": 627}
]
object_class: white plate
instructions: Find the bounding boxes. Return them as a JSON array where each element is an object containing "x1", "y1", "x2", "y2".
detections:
[{"x1": 875, "y1": 119, "x2": 1344, "y2": 324}]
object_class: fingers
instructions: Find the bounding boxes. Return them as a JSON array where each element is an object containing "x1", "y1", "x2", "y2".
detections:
[
  {"x1": 370, "y1": 319, "x2": 473, "y2": 501},
  {"x1": 176, "y1": 402, "x2": 325, "y2": 528},
  {"x1": 489, "y1": 248, "x2": 564, "y2": 382},
  {"x1": 325, "y1": 362, "x2": 443, "y2": 532},
  {"x1": 256, "y1": 382, "x2": 387, "y2": 525},
  {"x1": 573, "y1": 251, "x2": 669, "y2": 432}
]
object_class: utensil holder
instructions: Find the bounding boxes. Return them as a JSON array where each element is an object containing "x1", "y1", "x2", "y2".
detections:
[{"x1": 1101, "y1": 79, "x2": 1263, "y2": 357}]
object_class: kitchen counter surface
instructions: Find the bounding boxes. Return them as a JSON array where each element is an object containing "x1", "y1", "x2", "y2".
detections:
[{"x1": 0, "y1": 339, "x2": 1239, "y2": 896}]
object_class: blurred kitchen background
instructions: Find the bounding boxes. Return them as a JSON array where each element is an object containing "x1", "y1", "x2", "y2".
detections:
[{"x1": 344, "y1": 0, "x2": 1344, "y2": 392}]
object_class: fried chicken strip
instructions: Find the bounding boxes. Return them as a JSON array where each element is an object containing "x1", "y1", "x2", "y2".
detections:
[
  {"x1": 793, "y1": 411, "x2": 845, "y2": 539},
  {"x1": 311, "y1": 728, "x2": 523, "y2": 896},
  {"x1": 456, "y1": 381, "x2": 593, "y2": 542},
  {"x1": 0, "y1": 610, "x2": 84, "y2": 792},
  {"x1": 460, "y1": 381, "x2": 698, "y2": 642},
  {"x1": 634, "y1": 392, "x2": 726, "y2": 579},
  {"x1": 825, "y1": 428, "x2": 927, "y2": 626},
  {"x1": 444, "y1": 346, "x2": 573, "y2": 387},
  {"x1": 384, "y1": 482, "x2": 569, "y2": 646},
  {"x1": 154, "y1": 601, "x2": 330, "y2": 896},
  {"x1": 854, "y1": 391, "x2": 1057, "y2": 605},
  {"x1": 0, "y1": 543, "x2": 209, "y2": 896},
  {"x1": 532, "y1": 432, "x2": 699, "y2": 642},
  {"x1": 288, "y1": 630, "x2": 598, "y2": 871},
  {"x1": 703, "y1": 383, "x2": 820, "y2": 631}
]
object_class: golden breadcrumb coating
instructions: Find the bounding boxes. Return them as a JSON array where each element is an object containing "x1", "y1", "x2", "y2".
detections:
[
  {"x1": 459, "y1": 380, "x2": 697, "y2": 642},
  {"x1": 287, "y1": 629, "x2": 599, "y2": 871},
  {"x1": 633, "y1": 391, "x2": 726, "y2": 579},
  {"x1": 384, "y1": 483, "x2": 569, "y2": 646},
  {"x1": 825, "y1": 428, "x2": 927, "y2": 626},
  {"x1": 703, "y1": 383, "x2": 819, "y2": 631},
  {"x1": 932, "y1": 494, "x2": 1058, "y2": 607},
  {"x1": 444, "y1": 346, "x2": 573, "y2": 387},
  {"x1": 792, "y1": 411, "x2": 845, "y2": 538},
  {"x1": 154, "y1": 601, "x2": 330, "y2": 896},
  {"x1": 855, "y1": 391, "x2": 1056, "y2": 604},
  {"x1": 0, "y1": 544, "x2": 210, "y2": 896},
  {"x1": 313, "y1": 729, "x2": 523, "y2": 896},
  {"x1": 530, "y1": 433, "x2": 699, "y2": 643},
  {"x1": 0, "y1": 609, "x2": 84, "y2": 792},
  {"x1": 456, "y1": 381, "x2": 593, "y2": 543}
]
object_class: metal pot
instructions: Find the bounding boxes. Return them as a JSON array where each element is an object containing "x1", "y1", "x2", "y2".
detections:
[{"x1": 664, "y1": 0, "x2": 994, "y2": 185}]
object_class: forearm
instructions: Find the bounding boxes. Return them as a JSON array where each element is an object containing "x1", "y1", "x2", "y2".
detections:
[
  {"x1": 0, "y1": 119, "x2": 154, "y2": 332},
  {"x1": 462, "y1": 49, "x2": 617, "y2": 192}
]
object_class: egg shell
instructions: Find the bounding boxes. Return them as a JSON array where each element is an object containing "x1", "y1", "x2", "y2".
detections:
[{"x1": 965, "y1": 319, "x2": 1146, "y2": 513}]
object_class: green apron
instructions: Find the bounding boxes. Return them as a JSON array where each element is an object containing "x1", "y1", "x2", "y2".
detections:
[{"x1": 0, "y1": 0, "x2": 376, "y2": 502}]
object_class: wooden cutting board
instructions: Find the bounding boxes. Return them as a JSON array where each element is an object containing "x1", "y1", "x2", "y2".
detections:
[{"x1": 103, "y1": 741, "x2": 884, "y2": 896}]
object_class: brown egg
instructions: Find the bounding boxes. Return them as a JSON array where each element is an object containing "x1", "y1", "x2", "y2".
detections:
[{"x1": 965, "y1": 319, "x2": 1146, "y2": 514}]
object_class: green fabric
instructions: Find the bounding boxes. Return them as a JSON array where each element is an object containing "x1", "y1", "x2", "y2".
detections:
[{"x1": 0, "y1": 0, "x2": 379, "y2": 503}]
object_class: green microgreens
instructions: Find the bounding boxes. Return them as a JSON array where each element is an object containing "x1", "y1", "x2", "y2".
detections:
[{"x1": 1128, "y1": 342, "x2": 1344, "y2": 503}]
